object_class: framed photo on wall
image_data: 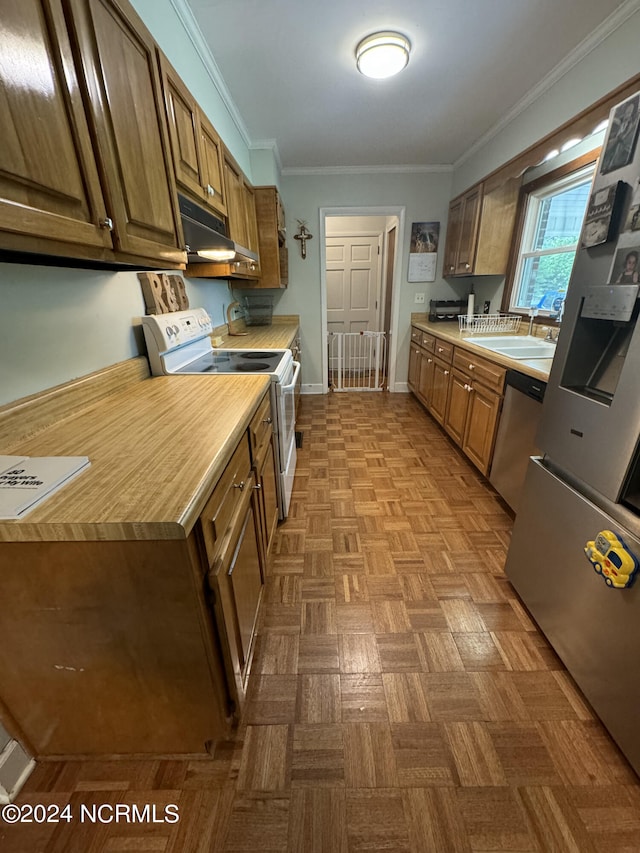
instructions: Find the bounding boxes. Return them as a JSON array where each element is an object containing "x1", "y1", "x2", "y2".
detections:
[
  {"x1": 600, "y1": 94, "x2": 640, "y2": 175},
  {"x1": 581, "y1": 181, "x2": 626, "y2": 248}
]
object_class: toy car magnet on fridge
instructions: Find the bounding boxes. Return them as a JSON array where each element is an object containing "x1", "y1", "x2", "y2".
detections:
[{"x1": 584, "y1": 530, "x2": 639, "y2": 589}]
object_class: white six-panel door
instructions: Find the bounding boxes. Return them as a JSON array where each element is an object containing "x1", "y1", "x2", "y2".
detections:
[{"x1": 326, "y1": 235, "x2": 381, "y2": 333}]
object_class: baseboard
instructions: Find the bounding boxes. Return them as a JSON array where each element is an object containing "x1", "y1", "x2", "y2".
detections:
[
  {"x1": 301, "y1": 383, "x2": 326, "y2": 395},
  {"x1": 0, "y1": 739, "x2": 35, "y2": 804}
]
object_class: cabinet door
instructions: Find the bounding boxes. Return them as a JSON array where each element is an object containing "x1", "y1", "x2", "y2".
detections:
[
  {"x1": 417, "y1": 352, "x2": 434, "y2": 405},
  {"x1": 443, "y1": 197, "x2": 463, "y2": 276},
  {"x1": 159, "y1": 56, "x2": 203, "y2": 201},
  {"x1": 455, "y1": 186, "x2": 482, "y2": 274},
  {"x1": 199, "y1": 115, "x2": 226, "y2": 216},
  {"x1": 254, "y1": 186, "x2": 287, "y2": 289},
  {"x1": 243, "y1": 179, "x2": 259, "y2": 257},
  {"x1": 429, "y1": 358, "x2": 452, "y2": 426},
  {"x1": 257, "y1": 439, "x2": 279, "y2": 561},
  {"x1": 223, "y1": 152, "x2": 247, "y2": 247},
  {"x1": 70, "y1": 0, "x2": 184, "y2": 265},
  {"x1": 463, "y1": 384, "x2": 502, "y2": 476},
  {"x1": 408, "y1": 345, "x2": 422, "y2": 391},
  {"x1": 0, "y1": 0, "x2": 112, "y2": 256},
  {"x1": 445, "y1": 369, "x2": 472, "y2": 445},
  {"x1": 227, "y1": 498, "x2": 263, "y2": 670}
]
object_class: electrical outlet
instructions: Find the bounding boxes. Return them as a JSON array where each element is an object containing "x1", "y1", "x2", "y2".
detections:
[{"x1": 415, "y1": 293, "x2": 425, "y2": 304}]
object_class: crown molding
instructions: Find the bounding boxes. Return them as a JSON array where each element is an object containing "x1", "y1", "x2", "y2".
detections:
[
  {"x1": 250, "y1": 139, "x2": 283, "y2": 174},
  {"x1": 281, "y1": 164, "x2": 453, "y2": 177},
  {"x1": 168, "y1": 0, "x2": 252, "y2": 148},
  {"x1": 455, "y1": 0, "x2": 640, "y2": 170}
]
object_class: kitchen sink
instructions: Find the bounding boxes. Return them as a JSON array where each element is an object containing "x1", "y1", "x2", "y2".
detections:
[{"x1": 465, "y1": 335, "x2": 557, "y2": 360}]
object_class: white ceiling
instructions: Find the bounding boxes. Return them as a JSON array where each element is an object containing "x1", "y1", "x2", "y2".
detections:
[{"x1": 185, "y1": 0, "x2": 633, "y2": 171}]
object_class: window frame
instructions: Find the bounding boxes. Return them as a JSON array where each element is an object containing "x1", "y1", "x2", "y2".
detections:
[{"x1": 502, "y1": 149, "x2": 600, "y2": 319}]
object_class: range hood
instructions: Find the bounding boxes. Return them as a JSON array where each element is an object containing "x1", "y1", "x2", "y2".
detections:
[{"x1": 178, "y1": 194, "x2": 258, "y2": 265}]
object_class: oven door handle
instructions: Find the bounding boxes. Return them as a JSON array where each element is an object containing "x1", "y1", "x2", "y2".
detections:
[{"x1": 280, "y1": 360, "x2": 301, "y2": 393}]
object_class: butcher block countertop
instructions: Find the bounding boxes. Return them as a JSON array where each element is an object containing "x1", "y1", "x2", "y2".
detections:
[
  {"x1": 410, "y1": 315, "x2": 553, "y2": 382},
  {"x1": 212, "y1": 315, "x2": 299, "y2": 349},
  {"x1": 0, "y1": 315, "x2": 300, "y2": 543},
  {"x1": 0, "y1": 371, "x2": 271, "y2": 543}
]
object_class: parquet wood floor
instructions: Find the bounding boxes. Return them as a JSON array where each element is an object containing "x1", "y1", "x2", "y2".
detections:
[{"x1": 3, "y1": 392, "x2": 640, "y2": 852}]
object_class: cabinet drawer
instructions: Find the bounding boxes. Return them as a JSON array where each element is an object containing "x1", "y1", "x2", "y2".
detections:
[
  {"x1": 433, "y1": 338, "x2": 453, "y2": 363},
  {"x1": 453, "y1": 347, "x2": 506, "y2": 393},
  {"x1": 249, "y1": 390, "x2": 274, "y2": 465},
  {"x1": 420, "y1": 332, "x2": 435, "y2": 352},
  {"x1": 199, "y1": 435, "x2": 252, "y2": 567},
  {"x1": 411, "y1": 326, "x2": 423, "y2": 344}
]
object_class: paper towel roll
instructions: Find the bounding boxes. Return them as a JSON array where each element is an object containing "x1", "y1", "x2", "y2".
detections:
[{"x1": 467, "y1": 293, "x2": 475, "y2": 321}]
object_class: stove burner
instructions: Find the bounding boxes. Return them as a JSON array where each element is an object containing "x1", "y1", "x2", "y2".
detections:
[
  {"x1": 236, "y1": 362, "x2": 271, "y2": 371},
  {"x1": 241, "y1": 352, "x2": 276, "y2": 359}
]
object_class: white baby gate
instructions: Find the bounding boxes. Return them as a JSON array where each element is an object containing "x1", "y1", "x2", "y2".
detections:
[{"x1": 328, "y1": 331, "x2": 387, "y2": 391}]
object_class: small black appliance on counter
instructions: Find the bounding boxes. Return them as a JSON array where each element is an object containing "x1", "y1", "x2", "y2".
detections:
[{"x1": 428, "y1": 299, "x2": 468, "y2": 322}]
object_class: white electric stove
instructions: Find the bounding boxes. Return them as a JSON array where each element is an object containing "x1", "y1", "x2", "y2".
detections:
[{"x1": 141, "y1": 308, "x2": 300, "y2": 518}]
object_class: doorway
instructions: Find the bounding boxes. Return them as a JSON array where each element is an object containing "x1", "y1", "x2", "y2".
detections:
[{"x1": 320, "y1": 207, "x2": 405, "y2": 394}]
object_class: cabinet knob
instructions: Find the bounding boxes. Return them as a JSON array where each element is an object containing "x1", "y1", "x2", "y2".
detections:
[
  {"x1": 206, "y1": 184, "x2": 215, "y2": 196},
  {"x1": 233, "y1": 480, "x2": 245, "y2": 491},
  {"x1": 465, "y1": 263, "x2": 470, "y2": 270},
  {"x1": 253, "y1": 483, "x2": 262, "y2": 491},
  {"x1": 99, "y1": 217, "x2": 114, "y2": 231},
  {"x1": 427, "y1": 358, "x2": 432, "y2": 363},
  {"x1": 262, "y1": 417, "x2": 273, "y2": 425},
  {"x1": 465, "y1": 383, "x2": 472, "y2": 392},
  {"x1": 438, "y1": 347, "x2": 444, "y2": 353},
  {"x1": 468, "y1": 363, "x2": 475, "y2": 370},
  {"x1": 444, "y1": 370, "x2": 449, "y2": 376}
]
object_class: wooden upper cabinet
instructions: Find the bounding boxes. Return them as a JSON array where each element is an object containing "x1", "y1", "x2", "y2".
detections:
[
  {"x1": 443, "y1": 197, "x2": 463, "y2": 276},
  {"x1": 158, "y1": 53, "x2": 227, "y2": 218},
  {"x1": 242, "y1": 179, "x2": 259, "y2": 257},
  {"x1": 254, "y1": 187, "x2": 288, "y2": 289},
  {"x1": 199, "y1": 117, "x2": 226, "y2": 215},
  {"x1": 68, "y1": 0, "x2": 184, "y2": 266},
  {"x1": 223, "y1": 150, "x2": 248, "y2": 248},
  {"x1": 0, "y1": 0, "x2": 113, "y2": 258},
  {"x1": 455, "y1": 185, "x2": 482, "y2": 274},
  {"x1": 443, "y1": 174, "x2": 520, "y2": 277}
]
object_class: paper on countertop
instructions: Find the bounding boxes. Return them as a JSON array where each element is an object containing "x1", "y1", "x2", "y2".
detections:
[{"x1": 0, "y1": 456, "x2": 91, "y2": 519}]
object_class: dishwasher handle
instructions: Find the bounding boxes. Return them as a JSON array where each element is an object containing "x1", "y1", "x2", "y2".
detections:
[{"x1": 505, "y1": 368, "x2": 547, "y2": 403}]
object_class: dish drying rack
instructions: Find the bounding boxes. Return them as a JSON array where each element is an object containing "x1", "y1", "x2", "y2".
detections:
[{"x1": 458, "y1": 314, "x2": 522, "y2": 335}]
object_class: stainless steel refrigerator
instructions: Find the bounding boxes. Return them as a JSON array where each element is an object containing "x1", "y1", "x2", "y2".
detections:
[{"x1": 505, "y1": 90, "x2": 640, "y2": 776}]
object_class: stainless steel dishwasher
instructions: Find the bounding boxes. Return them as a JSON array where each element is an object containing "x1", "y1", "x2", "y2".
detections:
[{"x1": 489, "y1": 369, "x2": 547, "y2": 513}]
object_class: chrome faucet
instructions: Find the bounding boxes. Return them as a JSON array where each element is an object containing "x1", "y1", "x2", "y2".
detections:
[{"x1": 544, "y1": 301, "x2": 564, "y2": 342}]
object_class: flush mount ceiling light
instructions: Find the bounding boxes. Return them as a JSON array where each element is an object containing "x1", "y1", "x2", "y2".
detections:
[{"x1": 356, "y1": 31, "x2": 411, "y2": 79}]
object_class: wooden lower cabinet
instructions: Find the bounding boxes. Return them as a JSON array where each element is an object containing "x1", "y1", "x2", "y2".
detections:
[
  {"x1": 0, "y1": 429, "x2": 266, "y2": 758},
  {"x1": 429, "y1": 357, "x2": 451, "y2": 426},
  {"x1": 408, "y1": 343, "x2": 422, "y2": 391},
  {"x1": 249, "y1": 390, "x2": 279, "y2": 564},
  {"x1": 444, "y1": 369, "x2": 471, "y2": 445},
  {"x1": 0, "y1": 537, "x2": 231, "y2": 757},
  {"x1": 463, "y1": 382, "x2": 503, "y2": 474},
  {"x1": 409, "y1": 326, "x2": 505, "y2": 477},
  {"x1": 207, "y1": 480, "x2": 264, "y2": 712},
  {"x1": 443, "y1": 354, "x2": 505, "y2": 475}
]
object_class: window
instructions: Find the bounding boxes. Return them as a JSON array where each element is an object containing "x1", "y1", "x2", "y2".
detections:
[{"x1": 509, "y1": 164, "x2": 595, "y2": 314}]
